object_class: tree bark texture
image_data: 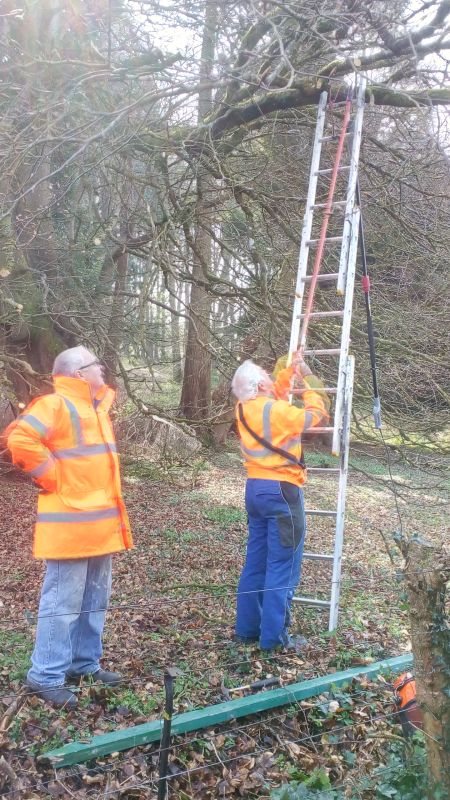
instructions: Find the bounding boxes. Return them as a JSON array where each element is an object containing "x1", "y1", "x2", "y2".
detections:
[
  {"x1": 167, "y1": 272, "x2": 182, "y2": 383},
  {"x1": 179, "y1": 0, "x2": 218, "y2": 422},
  {"x1": 402, "y1": 536, "x2": 450, "y2": 797}
]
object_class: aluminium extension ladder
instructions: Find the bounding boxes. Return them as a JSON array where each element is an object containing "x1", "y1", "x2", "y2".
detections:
[{"x1": 288, "y1": 78, "x2": 366, "y2": 631}]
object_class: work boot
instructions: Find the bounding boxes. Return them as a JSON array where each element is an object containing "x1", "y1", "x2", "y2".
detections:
[
  {"x1": 67, "y1": 669, "x2": 122, "y2": 686},
  {"x1": 26, "y1": 680, "x2": 77, "y2": 709},
  {"x1": 92, "y1": 669, "x2": 122, "y2": 686}
]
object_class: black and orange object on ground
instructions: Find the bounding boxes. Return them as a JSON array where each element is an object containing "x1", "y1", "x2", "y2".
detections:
[{"x1": 393, "y1": 672, "x2": 423, "y2": 736}]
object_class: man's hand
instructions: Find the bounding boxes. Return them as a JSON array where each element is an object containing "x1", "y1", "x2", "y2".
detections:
[{"x1": 291, "y1": 350, "x2": 313, "y2": 378}]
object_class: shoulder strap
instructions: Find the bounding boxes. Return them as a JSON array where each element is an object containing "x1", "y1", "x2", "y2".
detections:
[{"x1": 238, "y1": 403, "x2": 305, "y2": 468}]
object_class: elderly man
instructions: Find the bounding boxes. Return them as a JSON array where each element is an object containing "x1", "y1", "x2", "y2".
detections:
[
  {"x1": 7, "y1": 346, "x2": 132, "y2": 707},
  {"x1": 231, "y1": 353, "x2": 329, "y2": 651}
]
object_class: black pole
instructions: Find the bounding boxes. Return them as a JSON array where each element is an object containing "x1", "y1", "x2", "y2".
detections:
[
  {"x1": 157, "y1": 667, "x2": 178, "y2": 800},
  {"x1": 346, "y1": 113, "x2": 382, "y2": 430},
  {"x1": 355, "y1": 178, "x2": 382, "y2": 430}
]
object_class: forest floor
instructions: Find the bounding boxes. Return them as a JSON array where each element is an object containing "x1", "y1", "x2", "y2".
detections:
[{"x1": 0, "y1": 441, "x2": 448, "y2": 799}]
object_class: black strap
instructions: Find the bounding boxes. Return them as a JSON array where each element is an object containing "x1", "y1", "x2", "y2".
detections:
[{"x1": 238, "y1": 403, "x2": 305, "y2": 469}]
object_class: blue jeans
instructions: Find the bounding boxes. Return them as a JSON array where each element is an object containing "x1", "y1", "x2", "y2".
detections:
[
  {"x1": 27, "y1": 555, "x2": 112, "y2": 688},
  {"x1": 236, "y1": 479, "x2": 306, "y2": 649}
]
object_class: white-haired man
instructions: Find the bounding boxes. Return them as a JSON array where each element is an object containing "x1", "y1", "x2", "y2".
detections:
[
  {"x1": 7, "y1": 346, "x2": 133, "y2": 707},
  {"x1": 231, "y1": 353, "x2": 329, "y2": 651}
]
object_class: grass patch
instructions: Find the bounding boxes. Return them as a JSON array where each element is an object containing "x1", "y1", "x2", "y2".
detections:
[
  {"x1": 0, "y1": 630, "x2": 32, "y2": 681},
  {"x1": 107, "y1": 687, "x2": 160, "y2": 716},
  {"x1": 173, "y1": 667, "x2": 210, "y2": 706},
  {"x1": 202, "y1": 506, "x2": 246, "y2": 526},
  {"x1": 122, "y1": 457, "x2": 168, "y2": 481}
]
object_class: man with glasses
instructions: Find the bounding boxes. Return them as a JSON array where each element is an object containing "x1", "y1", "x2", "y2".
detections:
[{"x1": 7, "y1": 346, "x2": 133, "y2": 707}]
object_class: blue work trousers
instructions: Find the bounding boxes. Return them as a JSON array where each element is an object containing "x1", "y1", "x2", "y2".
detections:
[
  {"x1": 27, "y1": 555, "x2": 112, "y2": 688},
  {"x1": 235, "y1": 479, "x2": 306, "y2": 649}
]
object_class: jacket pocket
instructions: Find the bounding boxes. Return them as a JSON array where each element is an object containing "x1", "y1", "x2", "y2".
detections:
[
  {"x1": 57, "y1": 455, "x2": 111, "y2": 497},
  {"x1": 59, "y1": 487, "x2": 110, "y2": 510}
]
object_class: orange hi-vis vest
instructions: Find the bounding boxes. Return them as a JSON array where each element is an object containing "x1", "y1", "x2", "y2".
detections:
[
  {"x1": 7, "y1": 376, "x2": 132, "y2": 560},
  {"x1": 236, "y1": 369, "x2": 329, "y2": 487}
]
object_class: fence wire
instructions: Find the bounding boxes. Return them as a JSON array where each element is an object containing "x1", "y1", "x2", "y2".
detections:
[
  {"x1": 0, "y1": 699, "x2": 417, "y2": 799},
  {"x1": 1, "y1": 398, "x2": 447, "y2": 798}
]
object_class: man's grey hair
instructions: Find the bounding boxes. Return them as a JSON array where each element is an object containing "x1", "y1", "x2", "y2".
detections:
[
  {"x1": 231, "y1": 360, "x2": 264, "y2": 401},
  {"x1": 52, "y1": 346, "x2": 93, "y2": 377}
]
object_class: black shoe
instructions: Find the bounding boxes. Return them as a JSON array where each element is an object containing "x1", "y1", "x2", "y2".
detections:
[
  {"x1": 92, "y1": 669, "x2": 122, "y2": 685},
  {"x1": 26, "y1": 680, "x2": 77, "y2": 709},
  {"x1": 67, "y1": 669, "x2": 122, "y2": 686}
]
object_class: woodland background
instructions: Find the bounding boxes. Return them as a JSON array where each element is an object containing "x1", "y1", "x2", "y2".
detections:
[
  {"x1": 0, "y1": 0, "x2": 449, "y2": 459},
  {"x1": 0, "y1": 3, "x2": 449, "y2": 798}
]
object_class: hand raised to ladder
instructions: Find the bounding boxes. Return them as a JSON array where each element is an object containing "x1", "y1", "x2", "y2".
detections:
[{"x1": 291, "y1": 349, "x2": 313, "y2": 379}]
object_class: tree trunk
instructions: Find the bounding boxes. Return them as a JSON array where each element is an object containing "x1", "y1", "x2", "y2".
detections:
[
  {"x1": 167, "y1": 271, "x2": 182, "y2": 383},
  {"x1": 179, "y1": 0, "x2": 218, "y2": 422},
  {"x1": 103, "y1": 243, "x2": 128, "y2": 387},
  {"x1": 402, "y1": 536, "x2": 450, "y2": 797},
  {"x1": 101, "y1": 173, "x2": 133, "y2": 386}
]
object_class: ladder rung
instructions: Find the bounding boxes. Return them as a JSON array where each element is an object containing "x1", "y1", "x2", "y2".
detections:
[
  {"x1": 305, "y1": 509, "x2": 338, "y2": 517},
  {"x1": 319, "y1": 133, "x2": 351, "y2": 142},
  {"x1": 303, "y1": 348, "x2": 341, "y2": 355},
  {"x1": 297, "y1": 310, "x2": 344, "y2": 319},
  {"x1": 315, "y1": 166, "x2": 350, "y2": 175},
  {"x1": 306, "y1": 236, "x2": 343, "y2": 246},
  {"x1": 303, "y1": 552, "x2": 334, "y2": 561},
  {"x1": 293, "y1": 596, "x2": 331, "y2": 609},
  {"x1": 307, "y1": 467, "x2": 340, "y2": 473},
  {"x1": 302, "y1": 273, "x2": 339, "y2": 283},
  {"x1": 292, "y1": 386, "x2": 337, "y2": 395},
  {"x1": 304, "y1": 427, "x2": 333, "y2": 434},
  {"x1": 311, "y1": 201, "x2": 347, "y2": 209}
]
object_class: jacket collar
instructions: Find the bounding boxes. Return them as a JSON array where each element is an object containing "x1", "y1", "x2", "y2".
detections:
[{"x1": 52, "y1": 376, "x2": 115, "y2": 411}]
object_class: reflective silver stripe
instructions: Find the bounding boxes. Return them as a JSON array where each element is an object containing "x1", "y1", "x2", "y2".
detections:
[
  {"x1": 53, "y1": 443, "x2": 117, "y2": 460},
  {"x1": 282, "y1": 435, "x2": 302, "y2": 449},
  {"x1": 37, "y1": 508, "x2": 120, "y2": 523},
  {"x1": 59, "y1": 397, "x2": 84, "y2": 447},
  {"x1": 240, "y1": 442, "x2": 272, "y2": 458},
  {"x1": 241, "y1": 400, "x2": 297, "y2": 461},
  {"x1": 19, "y1": 415, "x2": 48, "y2": 437},
  {"x1": 26, "y1": 457, "x2": 54, "y2": 478},
  {"x1": 262, "y1": 401, "x2": 273, "y2": 440},
  {"x1": 302, "y1": 411, "x2": 314, "y2": 431},
  {"x1": 239, "y1": 400, "x2": 273, "y2": 458},
  {"x1": 242, "y1": 447, "x2": 299, "y2": 466}
]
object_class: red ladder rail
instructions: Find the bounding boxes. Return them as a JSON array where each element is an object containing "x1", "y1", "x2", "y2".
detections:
[{"x1": 299, "y1": 97, "x2": 352, "y2": 350}]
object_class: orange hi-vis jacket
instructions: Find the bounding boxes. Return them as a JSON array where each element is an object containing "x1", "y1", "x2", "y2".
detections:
[
  {"x1": 7, "y1": 376, "x2": 133, "y2": 560},
  {"x1": 236, "y1": 367, "x2": 330, "y2": 487}
]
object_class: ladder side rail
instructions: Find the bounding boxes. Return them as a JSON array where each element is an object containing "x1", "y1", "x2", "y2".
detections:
[
  {"x1": 288, "y1": 91, "x2": 328, "y2": 359},
  {"x1": 332, "y1": 206, "x2": 360, "y2": 456},
  {"x1": 328, "y1": 354, "x2": 355, "y2": 631},
  {"x1": 337, "y1": 78, "x2": 366, "y2": 295}
]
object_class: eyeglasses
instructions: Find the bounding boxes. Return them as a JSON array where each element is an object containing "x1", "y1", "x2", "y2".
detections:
[{"x1": 78, "y1": 359, "x2": 101, "y2": 370}]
